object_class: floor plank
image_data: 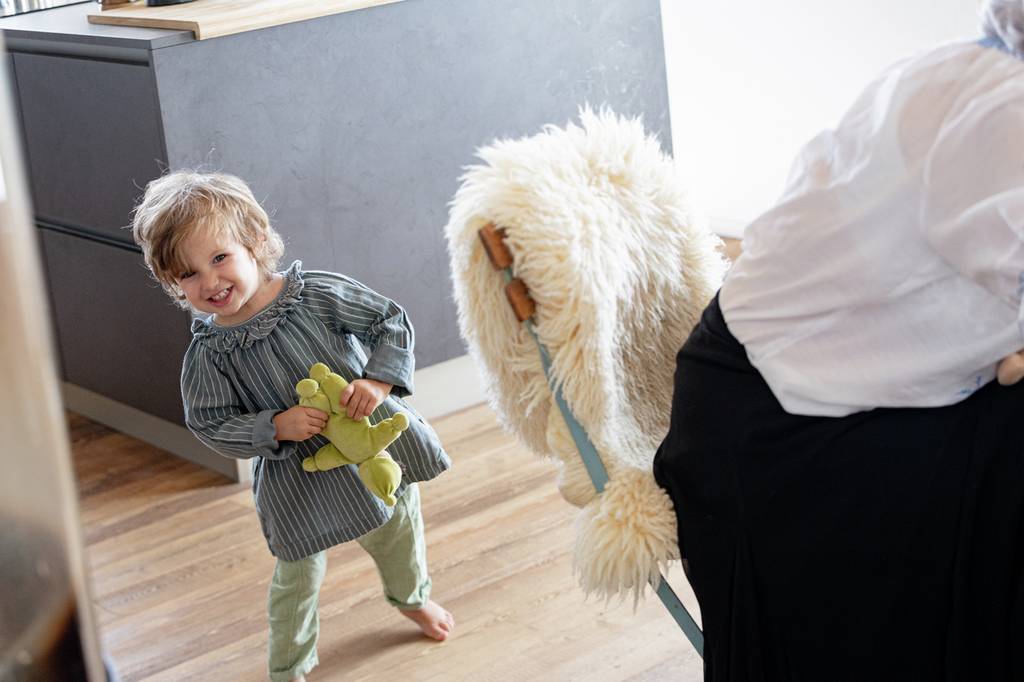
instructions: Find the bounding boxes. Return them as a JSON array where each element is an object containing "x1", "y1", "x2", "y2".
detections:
[{"x1": 72, "y1": 404, "x2": 702, "y2": 682}]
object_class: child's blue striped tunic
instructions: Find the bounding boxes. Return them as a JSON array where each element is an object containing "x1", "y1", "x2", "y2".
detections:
[{"x1": 181, "y1": 261, "x2": 451, "y2": 561}]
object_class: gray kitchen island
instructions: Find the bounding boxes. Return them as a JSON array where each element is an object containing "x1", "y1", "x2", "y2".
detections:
[{"x1": 0, "y1": 0, "x2": 673, "y2": 480}]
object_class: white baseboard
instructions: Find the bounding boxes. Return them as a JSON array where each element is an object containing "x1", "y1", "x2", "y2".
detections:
[
  {"x1": 61, "y1": 354, "x2": 486, "y2": 483},
  {"x1": 403, "y1": 354, "x2": 487, "y2": 420},
  {"x1": 61, "y1": 382, "x2": 251, "y2": 482}
]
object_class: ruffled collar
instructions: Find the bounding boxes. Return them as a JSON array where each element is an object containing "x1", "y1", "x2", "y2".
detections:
[{"x1": 191, "y1": 261, "x2": 304, "y2": 352}]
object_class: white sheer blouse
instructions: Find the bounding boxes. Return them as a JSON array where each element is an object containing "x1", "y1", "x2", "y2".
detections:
[{"x1": 720, "y1": 38, "x2": 1024, "y2": 417}]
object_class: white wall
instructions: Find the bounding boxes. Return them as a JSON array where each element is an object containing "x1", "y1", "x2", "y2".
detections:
[{"x1": 660, "y1": 0, "x2": 982, "y2": 238}]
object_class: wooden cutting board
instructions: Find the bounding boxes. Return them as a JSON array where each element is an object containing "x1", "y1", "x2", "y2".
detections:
[{"x1": 88, "y1": 0, "x2": 407, "y2": 40}]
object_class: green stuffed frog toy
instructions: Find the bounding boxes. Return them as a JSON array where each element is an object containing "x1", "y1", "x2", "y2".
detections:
[{"x1": 296, "y1": 363, "x2": 408, "y2": 506}]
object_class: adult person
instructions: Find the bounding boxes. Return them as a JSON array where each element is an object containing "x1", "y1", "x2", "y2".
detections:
[{"x1": 654, "y1": 2, "x2": 1024, "y2": 679}]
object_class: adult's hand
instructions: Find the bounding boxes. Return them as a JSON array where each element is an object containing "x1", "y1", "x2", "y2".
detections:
[{"x1": 997, "y1": 351, "x2": 1024, "y2": 386}]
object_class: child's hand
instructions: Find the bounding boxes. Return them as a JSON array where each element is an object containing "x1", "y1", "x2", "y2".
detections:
[
  {"x1": 339, "y1": 378, "x2": 393, "y2": 421},
  {"x1": 273, "y1": 405, "x2": 328, "y2": 442}
]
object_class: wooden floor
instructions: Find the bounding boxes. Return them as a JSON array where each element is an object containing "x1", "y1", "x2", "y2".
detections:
[{"x1": 71, "y1": 403, "x2": 703, "y2": 682}]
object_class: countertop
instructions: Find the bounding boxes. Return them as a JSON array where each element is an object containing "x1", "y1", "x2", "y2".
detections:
[
  {"x1": 0, "y1": 1, "x2": 192, "y2": 60},
  {"x1": 86, "y1": 0, "x2": 406, "y2": 41}
]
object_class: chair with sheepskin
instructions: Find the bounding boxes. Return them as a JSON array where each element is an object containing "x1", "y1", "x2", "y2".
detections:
[{"x1": 444, "y1": 107, "x2": 730, "y2": 612}]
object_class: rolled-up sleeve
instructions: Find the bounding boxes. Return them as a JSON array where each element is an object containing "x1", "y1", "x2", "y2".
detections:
[{"x1": 306, "y1": 274, "x2": 417, "y2": 397}]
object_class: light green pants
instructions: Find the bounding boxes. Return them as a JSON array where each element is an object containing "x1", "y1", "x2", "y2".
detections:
[{"x1": 266, "y1": 483, "x2": 431, "y2": 682}]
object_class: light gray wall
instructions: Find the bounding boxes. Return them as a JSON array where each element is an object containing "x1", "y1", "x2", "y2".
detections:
[{"x1": 152, "y1": 0, "x2": 672, "y2": 367}]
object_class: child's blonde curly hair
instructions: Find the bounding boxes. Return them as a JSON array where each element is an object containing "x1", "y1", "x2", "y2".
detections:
[{"x1": 132, "y1": 170, "x2": 285, "y2": 307}]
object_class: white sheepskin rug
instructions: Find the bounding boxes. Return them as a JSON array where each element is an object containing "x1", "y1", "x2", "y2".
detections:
[{"x1": 444, "y1": 108, "x2": 729, "y2": 603}]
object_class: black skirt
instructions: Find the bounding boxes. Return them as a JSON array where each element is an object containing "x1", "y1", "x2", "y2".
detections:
[{"x1": 653, "y1": 294, "x2": 1024, "y2": 682}]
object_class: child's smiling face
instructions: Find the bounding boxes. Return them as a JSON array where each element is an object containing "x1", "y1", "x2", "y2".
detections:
[{"x1": 177, "y1": 227, "x2": 277, "y2": 326}]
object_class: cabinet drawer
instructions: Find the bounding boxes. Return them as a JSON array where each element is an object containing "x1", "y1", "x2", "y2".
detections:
[
  {"x1": 14, "y1": 53, "x2": 165, "y2": 242},
  {"x1": 39, "y1": 229, "x2": 192, "y2": 425}
]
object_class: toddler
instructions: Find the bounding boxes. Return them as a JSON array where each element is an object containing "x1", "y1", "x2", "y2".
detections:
[{"x1": 133, "y1": 170, "x2": 454, "y2": 682}]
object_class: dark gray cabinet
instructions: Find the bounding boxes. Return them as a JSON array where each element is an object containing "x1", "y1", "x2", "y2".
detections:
[
  {"x1": 37, "y1": 229, "x2": 193, "y2": 425},
  {"x1": 13, "y1": 52, "x2": 164, "y2": 240},
  {"x1": 8, "y1": 48, "x2": 190, "y2": 427}
]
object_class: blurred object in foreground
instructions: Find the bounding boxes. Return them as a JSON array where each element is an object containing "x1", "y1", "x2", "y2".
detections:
[{"x1": 0, "y1": 29, "x2": 106, "y2": 682}]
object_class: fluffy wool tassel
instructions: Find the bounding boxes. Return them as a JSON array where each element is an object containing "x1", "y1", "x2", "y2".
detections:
[
  {"x1": 573, "y1": 469, "x2": 680, "y2": 607},
  {"x1": 444, "y1": 107, "x2": 729, "y2": 603}
]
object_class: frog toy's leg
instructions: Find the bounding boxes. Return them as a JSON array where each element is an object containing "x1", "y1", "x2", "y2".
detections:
[
  {"x1": 363, "y1": 412, "x2": 410, "y2": 454},
  {"x1": 302, "y1": 442, "x2": 358, "y2": 472},
  {"x1": 328, "y1": 412, "x2": 412, "y2": 464},
  {"x1": 358, "y1": 451, "x2": 403, "y2": 506},
  {"x1": 296, "y1": 377, "x2": 331, "y2": 414},
  {"x1": 309, "y1": 363, "x2": 332, "y2": 384}
]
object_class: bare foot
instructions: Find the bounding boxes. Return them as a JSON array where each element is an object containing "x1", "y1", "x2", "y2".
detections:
[{"x1": 400, "y1": 600, "x2": 454, "y2": 641}]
